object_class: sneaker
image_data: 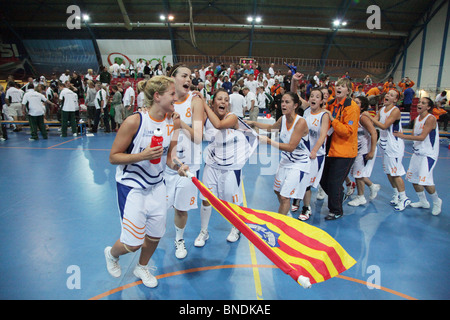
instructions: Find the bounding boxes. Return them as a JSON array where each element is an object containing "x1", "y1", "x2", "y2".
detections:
[
  {"x1": 28, "y1": 137, "x2": 38, "y2": 141},
  {"x1": 410, "y1": 201, "x2": 430, "y2": 209},
  {"x1": 73, "y1": 133, "x2": 78, "y2": 137},
  {"x1": 346, "y1": 181, "x2": 356, "y2": 196},
  {"x1": 194, "y1": 230, "x2": 209, "y2": 247},
  {"x1": 0, "y1": 138, "x2": 5, "y2": 141},
  {"x1": 174, "y1": 239, "x2": 187, "y2": 259},
  {"x1": 133, "y1": 264, "x2": 158, "y2": 288},
  {"x1": 369, "y1": 184, "x2": 381, "y2": 200},
  {"x1": 298, "y1": 206, "x2": 312, "y2": 221},
  {"x1": 104, "y1": 246, "x2": 121, "y2": 278},
  {"x1": 291, "y1": 199, "x2": 300, "y2": 212},
  {"x1": 325, "y1": 213, "x2": 343, "y2": 221},
  {"x1": 390, "y1": 194, "x2": 399, "y2": 206},
  {"x1": 348, "y1": 195, "x2": 367, "y2": 207},
  {"x1": 316, "y1": 187, "x2": 326, "y2": 200},
  {"x1": 394, "y1": 197, "x2": 411, "y2": 211},
  {"x1": 432, "y1": 198, "x2": 442, "y2": 216},
  {"x1": 226, "y1": 227, "x2": 241, "y2": 242}
]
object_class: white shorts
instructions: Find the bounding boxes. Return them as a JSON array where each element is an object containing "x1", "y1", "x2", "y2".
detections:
[
  {"x1": 380, "y1": 148, "x2": 405, "y2": 176},
  {"x1": 305, "y1": 155, "x2": 326, "y2": 188},
  {"x1": 274, "y1": 166, "x2": 309, "y2": 199},
  {"x1": 406, "y1": 154, "x2": 436, "y2": 186},
  {"x1": 9, "y1": 103, "x2": 23, "y2": 117},
  {"x1": 200, "y1": 165, "x2": 243, "y2": 205},
  {"x1": 164, "y1": 168, "x2": 199, "y2": 211},
  {"x1": 116, "y1": 182, "x2": 167, "y2": 247},
  {"x1": 351, "y1": 147, "x2": 377, "y2": 179}
]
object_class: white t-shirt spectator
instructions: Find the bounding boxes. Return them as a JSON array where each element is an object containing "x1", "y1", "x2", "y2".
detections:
[
  {"x1": 229, "y1": 92, "x2": 246, "y2": 118},
  {"x1": 94, "y1": 89, "x2": 107, "y2": 110},
  {"x1": 123, "y1": 87, "x2": 135, "y2": 107},
  {"x1": 22, "y1": 90, "x2": 46, "y2": 116},
  {"x1": 245, "y1": 91, "x2": 256, "y2": 111},
  {"x1": 60, "y1": 88, "x2": 79, "y2": 112},
  {"x1": 6, "y1": 86, "x2": 24, "y2": 103}
]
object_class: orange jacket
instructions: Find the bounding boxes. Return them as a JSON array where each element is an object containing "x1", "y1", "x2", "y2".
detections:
[
  {"x1": 398, "y1": 80, "x2": 415, "y2": 92},
  {"x1": 326, "y1": 97, "x2": 360, "y2": 158},
  {"x1": 433, "y1": 107, "x2": 447, "y2": 120}
]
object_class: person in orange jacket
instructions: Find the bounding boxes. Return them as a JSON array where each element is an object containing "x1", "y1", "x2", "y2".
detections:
[{"x1": 320, "y1": 77, "x2": 360, "y2": 220}]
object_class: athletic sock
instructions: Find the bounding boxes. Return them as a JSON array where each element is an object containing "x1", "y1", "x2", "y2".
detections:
[
  {"x1": 416, "y1": 191, "x2": 427, "y2": 203},
  {"x1": 200, "y1": 204, "x2": 212, "y2": 232},
  {"x1": 175, "y1": 225, "x2": 185, "y2": 242},
  {"x1": 392, "y1": 187, "x2": 399, "y2": 196},
  {"x1": 429, "y1": 191, "x2": 439, "y2": 203},
  {"x1": 398, "y1": 191, "x2": 407, "y2": 200}
]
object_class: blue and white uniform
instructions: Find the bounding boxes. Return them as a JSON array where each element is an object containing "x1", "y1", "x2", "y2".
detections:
[
  {"x1": 274, "y1": 114, "x2": 311, "y2": 199},
  {"x1": 351, "y1": 115, "x2": 378, "y2": 178},
  {"x1": 164, "y1": 92, "x2": 202, "y2": 211},
  {"x1": 378, "y1": 106, "x2": 405, "y2": 176},
  {"x1": 303, "y1": 107, "x2": 327, "y2": 188},
  {"x1": 115, "y1": 112, "x2": 174, "y2": 246},
  {"x1": 406, "y1": 113, "x2": 439, "y2": 185},
  {"x1": 201, "y1": 113, "x2": 249, "y2": 205}
]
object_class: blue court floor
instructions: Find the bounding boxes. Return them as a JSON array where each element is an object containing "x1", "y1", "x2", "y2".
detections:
[{"x1": 0, "y1": 128, "x2": 449, "y2": 301}]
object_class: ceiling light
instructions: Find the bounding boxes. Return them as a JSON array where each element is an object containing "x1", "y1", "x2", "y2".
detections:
[
  {"x1": 341, "y1": 21, "x2": 347, "y2": 26},
  {"x1": 160, "y1": 14, "x2": 166, "y2": 21},
  {"x1": 255, "y1": 16, "x2": 262, "y2": 23},
  {"x1": 168, "y1": 15, "x2": 174, "y2": 21},
  {"x1": 247, "y1": 16, "x2": 253, "y2": 22},
  {"x1": 333, "y1": 19, "x2": 341, "y2": 26},
  {"x1": 82, "y1": 14, "x2": 90, "y2": 21}
]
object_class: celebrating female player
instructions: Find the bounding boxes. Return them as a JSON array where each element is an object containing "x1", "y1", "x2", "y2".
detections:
[
  {"x1": 347, "y1": 96, "x2": 380, "y2": 206},
  {"x1": 195, "y1": 89, "x2": 253, "y2": 246},
  {"x1": 363, "y1": 89, "x2": 410, "y2": 211},
  {"x1": 104, "y1": 76, "x2": 189, "y2": 288},
  {"x1": 247, "y1": 91, "x2": 310, "y2": 216},
  {"x1": 393, "y1": 97, "x2": 442, "y2": 215},
  {"x1": 165, "y1": 63, "x2": 204, "y2": 259}
]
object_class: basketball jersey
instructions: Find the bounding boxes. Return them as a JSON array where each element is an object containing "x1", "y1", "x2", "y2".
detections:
[
  {"x1": 172, "y1": 92, "x2": 202, "y2": 172},
  {"x1": 412, "y1": 113, "x2": 439, "y2": 159},
  {"x1": 378, "y1": 106, "x2": 404, "y2": 157},
  {"x1": 279, "y1": 114, "x2": 310, "y2": 171},
  {"x1": 357, "y1": 115, "x2": 371, "y2": 155},
  {"x1": 116, "y1": 112, "x2": 174, "y2": 189},
  {"x1": 303, "y1": 107, "x2": 327, "y2": 157},
  {"x1": 204, "y1": 113, "x2": 249, "y2": 170}
]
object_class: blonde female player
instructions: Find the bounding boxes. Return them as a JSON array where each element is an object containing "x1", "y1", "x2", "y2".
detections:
[
  {"x1": 195, "y1": 89, "x2": 250, "y2": 246},
  {"x1": 164, "y1": 63, "x2": 204, "y2": 259},
  {"x1": 247, "y1": 91, "x2": 310, "y2": 216},
  {"x1": 104, "y1": 76, "x2": 189, "y2": 288},
  {"x1": 394, "y1": 97, "x2": 442, "y2": 215},
  {"x1": 363, "y1": 89, "x2": 410, "y2": 211},
  {"x1": 347, "y1": 96, "x2": 380, "y2": 206}
]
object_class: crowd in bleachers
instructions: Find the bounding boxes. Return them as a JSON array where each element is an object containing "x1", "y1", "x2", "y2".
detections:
[{"x1": 0, "y1": 59, "x2": 449, "y2": 142}]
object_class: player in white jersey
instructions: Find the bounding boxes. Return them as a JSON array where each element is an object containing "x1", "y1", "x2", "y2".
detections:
[
  {"x1": 164, "y1": 63, "x2": 204, "y2": 259},
  {"x1": 247, "y1": 91, "x2": 310, "y2": 216},
  {"x1": 363, "y1": 89, "x2": 410, "y2": 211},
  {"x1": 291, "y1": 88, "x2": 329, "y2": 220},
  {"x1": 104, "y1": 76, "x2": 189, "y2": 288},
  {"x1": 394, "y1": 97, "x2": 442, "y2": 215},
  {"x1": 195, "y1": 89, "x2": 255, "y2": 246},
  {"x1": 347, "y1": 96, "x2": 380, "y2": 207}
]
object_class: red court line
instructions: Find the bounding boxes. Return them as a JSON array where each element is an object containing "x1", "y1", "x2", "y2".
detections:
[
  {"x1": 47, "y1": 136, "x2": 83, "y2": 149},
  {"x1": 89, "y1": 264, "x2": 417, "y2": 300}
]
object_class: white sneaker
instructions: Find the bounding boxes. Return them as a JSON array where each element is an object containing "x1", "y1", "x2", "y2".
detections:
[
  {"x1": 410, "y1": 201, "x2": 430, "y2": 209},
  {"x1": 432, "y1": 198, "x2": 442, "y2": 216},
  {"x1": 316, "y1": 187, "x2": 326, "y2": 200},
  {"x1": 390, "y1": 194, "x2": 399, "y2": 206},
  {"x1": 298, "y1": 206, "x2": 312, "y2": 221},
  {"x1": 394, "y1": 197, "x2": 411, "y2": 211},
  {"x1": 348, "y1": 195, "x2": 367, "y2": 207},
  {"x1": 133, "y1": 264, "x2": 158, "y2": 288},
  {"x1": 346, "y1": 182, "x2": 356, "y2": 196},
  {"x1": 226, "y1": 227, "x2": 241, "y2": 242},
  {"x1": 174, "y1": 239, "x2": 187, "y2": 259},
  {"x1": 104, "y1": 246, "x2": 121, "y2": 278},
  {"x1": 194, "y1": 230, "x2": 209, "y2": 247},
  {"x1": 369, "y1": 184, "x2": 381, "y2": 200}
]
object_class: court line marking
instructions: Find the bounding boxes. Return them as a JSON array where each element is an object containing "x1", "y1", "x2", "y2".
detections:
[
  {"x1": 90, "y1": 264, "x2": 417, "y2": 300},
  {"x1": 241, "y1": 180, "x2": 264, "y2": 300}
]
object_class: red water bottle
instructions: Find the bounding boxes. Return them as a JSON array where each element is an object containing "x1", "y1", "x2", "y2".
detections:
[{"x1": 150, "y1": 128, "x2": 163, "y2": 164}]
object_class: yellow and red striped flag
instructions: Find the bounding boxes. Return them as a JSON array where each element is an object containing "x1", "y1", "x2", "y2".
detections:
[{"x1": 190, "y1": 176, "x2": 356, "y2": 288}]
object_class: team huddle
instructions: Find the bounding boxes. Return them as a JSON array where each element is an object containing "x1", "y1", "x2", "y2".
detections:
[{"x1": 103, "y1": 63, "x2": 442, "y2": 288}]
